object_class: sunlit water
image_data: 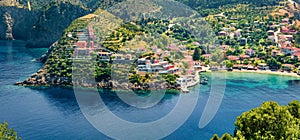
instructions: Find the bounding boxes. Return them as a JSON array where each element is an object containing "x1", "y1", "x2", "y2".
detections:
[{"x1": 1, "y1": 41, "x2": 300, "y2": 140}]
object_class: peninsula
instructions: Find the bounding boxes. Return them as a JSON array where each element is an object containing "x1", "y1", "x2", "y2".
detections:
[{"x1": 15, "y1": 0, "x2": 300, "y2": 91}]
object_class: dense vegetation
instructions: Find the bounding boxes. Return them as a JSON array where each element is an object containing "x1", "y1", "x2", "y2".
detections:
[
  {"x1": 0, "y1": 121, "x2": 21, "y2": 140},
  {"x1": 211, "y1": 100, "x2": 300, "y2": 140}
]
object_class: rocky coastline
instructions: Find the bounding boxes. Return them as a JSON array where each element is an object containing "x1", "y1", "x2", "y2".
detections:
[{"x1": 15, "y1": 72, "x2": 181, "y2": 91}]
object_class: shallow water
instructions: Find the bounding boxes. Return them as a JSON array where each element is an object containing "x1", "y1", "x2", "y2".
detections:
[{"x1": 0, "y1": 41, "x2": 300, "y2": 140}]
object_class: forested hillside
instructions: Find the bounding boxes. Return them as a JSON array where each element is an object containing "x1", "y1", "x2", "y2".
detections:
[{"x1": 0, "y1": 0, "x2": 287, "y2": 47}]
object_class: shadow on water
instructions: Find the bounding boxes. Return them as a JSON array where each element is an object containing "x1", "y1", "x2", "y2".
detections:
[
  {"x1": 26, "y1": 86, "x2": 180, "y2": 122},
  {"x1": 287, "y1": 80, "x2": 300, "y2": 86}
]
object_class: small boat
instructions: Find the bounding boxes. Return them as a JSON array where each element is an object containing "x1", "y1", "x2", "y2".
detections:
[
  {"x1": 200, "y1": 80, "x2": 208, "y2": 85},
  {"x1": 200, "y1": 76, "x2": 208, "y2": 85}
]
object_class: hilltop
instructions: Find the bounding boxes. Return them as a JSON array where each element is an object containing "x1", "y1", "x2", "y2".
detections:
[{"x1": 1, "y1": 0, "x2": 289, "y2": 47}]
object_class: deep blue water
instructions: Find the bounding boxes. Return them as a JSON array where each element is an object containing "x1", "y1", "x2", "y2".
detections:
[{"x1": 1, "y1": 41, "x2": 300, "y2": 140}]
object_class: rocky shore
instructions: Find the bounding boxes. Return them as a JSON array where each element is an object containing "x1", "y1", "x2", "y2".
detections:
[
  {"x1": 36, "y1": 41, "x2": 57, "y2": 63},
  {"x1": 15, "y1": 72, "x2": 181, "y2": 91}
]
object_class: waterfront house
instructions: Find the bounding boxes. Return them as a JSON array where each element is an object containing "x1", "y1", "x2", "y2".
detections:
[
  {"x1": 227, "y1": 55, "x2": 240, "y2": 62},
  {"x1": 247, "y1": 65, "x2": 256, "y2": 70},
  {"x1": 257, "y1": 63, "x2": 269, "y2": 70},
  {"x1": 281, "y1": 64, "x2": 294, "y2": 72},
  {"x1": 233, "y1": 64, "x2": 243, "y2": 70}
]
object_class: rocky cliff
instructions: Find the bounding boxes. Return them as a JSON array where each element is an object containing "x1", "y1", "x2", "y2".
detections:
[{"x1": 0, "y1": 2, "x2": 90, "y2": 47}]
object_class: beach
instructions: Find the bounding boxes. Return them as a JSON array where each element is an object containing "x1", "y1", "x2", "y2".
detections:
[{"x1": 231, "y1": 69, "x2": 300, "y2": 78}]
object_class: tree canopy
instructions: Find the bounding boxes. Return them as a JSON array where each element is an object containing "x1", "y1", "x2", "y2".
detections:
[
  {"x1": 211, "y1": 100, "x2": 300, "y2": 140},
  {"x1": 193, "y1": 48, "x2": 202, "y2": 61},
  {"x1": 0, "y1": 121, "x2": 21, "y2": 140}
]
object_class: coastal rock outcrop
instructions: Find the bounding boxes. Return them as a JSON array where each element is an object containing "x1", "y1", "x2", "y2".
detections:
[{"x1": 0, "y1": 2, "x2": 90, "y2": 47}]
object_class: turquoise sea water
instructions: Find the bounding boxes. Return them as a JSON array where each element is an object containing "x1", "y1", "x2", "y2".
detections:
[{"x1": 1, "y1": 41, "x2": 300, "y2": 140}]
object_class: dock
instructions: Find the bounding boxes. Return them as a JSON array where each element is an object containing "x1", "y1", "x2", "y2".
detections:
[
  {"x1": 177, "y1": 70, "x2": 202, "y2": 93},
  {"x1": 181, "y1": 86, "x2": 189, "y2": 93}
]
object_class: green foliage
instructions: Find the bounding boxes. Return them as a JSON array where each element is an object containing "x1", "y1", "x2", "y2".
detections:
[
  {"x1": 294, "y1": 33, "x2": 300, "y2": 46},
  {"x1": 288, "y1": 100, "x2": 300, "y2": 119},
  {"x1": 211, "y1": 133, "x2": 234, "y2": 140},
  {"x1": 162, "y1": 74, "x2": 179, "y2": 86},
  {"x1": 210, "y1": 134, "x2": 219, "y2": 140},
  {"x1": 267, "y1": 57, "x2": 282, "y2": 69},
  {"x1": 220, "y1": 133, "x2": 234, "y2": 140},
  {"x1": 212, "y1": 101, "x2": 300, "y2": 140},
  {"x1": 0, "y1": 121, "x2": 21, "y2": 140},
  {"x1": 225, "y1": 60, "x2": 233, "y2": 68},
  {"x1": 193, "y1": 48, "x2": 202, "y2": 61},
  {"x1": 102, "y1": 22, "x2": 139, "y2": 51}
]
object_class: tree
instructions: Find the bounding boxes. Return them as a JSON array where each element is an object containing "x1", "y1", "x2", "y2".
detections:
[
  {"x1": 288, "y1": 100, "x2": 300, "y2": 118},
  {"x1": 210, "y1": 134, "x2": 219, "y2": 140},
  {"x1": 211, "y1": 133, "x2": 234, "y2": 140},
  {"x1": 211, "y1": 101, "x2": 300, "y2": 140},
  {"x1": 220, "y1": 133, "x2": 233, "y2": 140},
  {"x1": 267, "y1": 57, "x2": 281, "y2": 69},
  {"x1": 193, "y1": 48, "x2": 202, "y2": 61},
  {"x1": 0, "y1": 121, "x2": 21, "y2": 140},
  {"x1": 225, "y1": 60, "x2": 233, "y2": 68}
]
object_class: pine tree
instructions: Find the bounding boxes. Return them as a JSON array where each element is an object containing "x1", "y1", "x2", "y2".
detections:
[{"x1": 193, "y1": 48, "x2": 201, "y2": 61}]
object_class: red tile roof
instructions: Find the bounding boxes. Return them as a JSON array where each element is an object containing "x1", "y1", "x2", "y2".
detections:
[
  {"x1": 227, "y1": 55, "x2": 239, "y2": 61},
  {"x1": 76, "y1": 41, "x2": 87, "y2": 48}
]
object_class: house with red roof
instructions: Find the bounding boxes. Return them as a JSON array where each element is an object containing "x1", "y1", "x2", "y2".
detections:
[
  {"x1": 227, "y1": 55, "x2": 239, "y2": 62},
  {"x1": 293, "y1": 52, "x2": 300, "y2": 61},
  {"x1": 240, "y1": 54, "x2": 250, "y2": 60},
  {"x1": 281, "y1": 26, "x2": 290, "y2": 34},
  {"x1": 281, "y1": 64, "x2": 294, "y2": 71},
  {"x1": 76, "y1": 41, "x2": 87, "y2": 48}
]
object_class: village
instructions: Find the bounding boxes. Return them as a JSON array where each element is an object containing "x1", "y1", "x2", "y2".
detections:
[
  {"x1": 68, "y1": 22, "x2": 211, "y2": 92},
  {"x1": 65, "y1": 1, "x2": 300, "y2": 92},
  {"x1": 203, "y1": 2, "x2": 300, "y2": 75}
]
